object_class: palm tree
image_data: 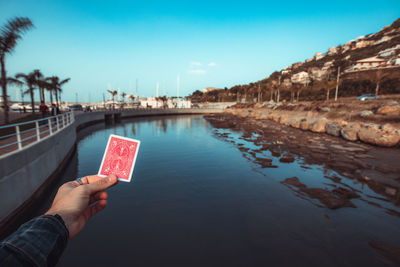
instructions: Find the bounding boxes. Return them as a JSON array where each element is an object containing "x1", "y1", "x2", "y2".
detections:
[
  {"x1": 56, "y1": 78, "x2": 70, "y2": 106},
  {"x1": 0, "y1": 17, "x2": 34, "y2": 123},
  {"x1": 368, "y1": 69, "x2": 390, "y2": 96},
  {"x1": 42, "y1": 80, "x2": 53, "y2": 105},
  {"x1": 0, "y1": 76, "x2": 24, "y2": 106},
  {"x1": 46, "y1": 76, "x2": 70, "y2": 108},
  {"x1": 16, "y1": 71, "x2": 37, "y2": 113},
  {"x1": 32, "y1": 69, "x2": 45, "y2": 103},
  {"x1": 107, "y1": 90, "x2": 117, "y2": 109},
  {"x1": 121, "y1": 92, "x2": 126, "y2": 108}
]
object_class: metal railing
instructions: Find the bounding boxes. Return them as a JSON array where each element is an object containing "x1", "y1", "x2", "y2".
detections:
[{"x1": 0, "y1": 112, "x2": 74, "y2": 156}]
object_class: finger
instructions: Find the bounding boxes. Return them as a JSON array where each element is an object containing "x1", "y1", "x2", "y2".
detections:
[
  {"x1": 84, "y1": 175, "x2": 118, "y2": 194},
  {"x1": 88, "y1": 200, "x2": 107, "y2": 219},
  {"x1": 81, "y1": 175, "x2": 104, "y2": 185},
  {"x1": 89, "y1": 191, "x2": 108, "y2": 205}
]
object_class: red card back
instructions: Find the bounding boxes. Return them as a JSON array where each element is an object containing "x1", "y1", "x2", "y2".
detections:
[{"x1": 98, "y1": 135, "x2": 140, "y2": 182}]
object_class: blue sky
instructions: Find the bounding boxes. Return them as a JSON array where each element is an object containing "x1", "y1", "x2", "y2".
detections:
[{"x1": 1, "y1": 0, "x2": 399, "y2": 102}]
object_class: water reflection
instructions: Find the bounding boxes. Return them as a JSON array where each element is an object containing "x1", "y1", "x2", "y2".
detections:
[
  {"x1": 21, "y1": 115, "x2": 400, "y2": 266},
  {"x1": 206, "y1": 114, "x2": 400, "y2": 209}
]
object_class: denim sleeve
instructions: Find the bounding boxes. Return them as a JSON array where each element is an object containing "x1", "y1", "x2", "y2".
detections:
[{"x1": 0, "y1": 215, "x2": 69, "y2": 267}]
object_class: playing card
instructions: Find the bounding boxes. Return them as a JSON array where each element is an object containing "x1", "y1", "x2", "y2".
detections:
[{"x1": 98, "y1": 134, "x2": 140, "y2": 182}]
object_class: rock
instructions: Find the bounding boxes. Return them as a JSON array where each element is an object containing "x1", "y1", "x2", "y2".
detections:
[
  {"x1": 252, "y1": 109, "x2": 268, "y2": 120},
  {"x1": 281, "y1": 177, "x2": 356, "y2": 209},
  {"x1": 341, "y1": 123, "x2": 360, "y2": 141},
  {"x1": 279, "y1": 114, "x2": 290, "y2": 125},
  {"x1": 271, "y1": 113, "x2": 280, "y2": 122},
  {"x1": 360, "y1": 110, "x2": 374, "y2": 117},
  {"x1": 381, "y1": 123, "x2": 397, "y2": 132},
  {"x1": 300, "y1": 118, "x2": 313, "y2": 130},
  {"x1": 279, "y1": 154, "x2": 295, "y2": 163},
  {"x1": 258, "y1": 111, "x2": 270, "y2": 120},
  {"x1": 385, "y1": 187, "x2": 397, "y2": 196},
  {"x1": 238, "y1": 147, "x2": 250, "y2": 152},
  {"x1": 310, "y1": 118, "x2": 328, "y2": 133},
  {"x1": 358, "y1": 126, "x2": 400, "y2": 147},
  {"x1": 376, "y1": 102, "x2": 400, "y2": 115},
  {"x1": 332, "y1": 187, "x2": 360, "y2": 199},
  {"x1": 321, "y1": 107, "x2": 330, "y2": 112},
  {"x1": 288, "y1": 117, "x2": 301, "y2": 128},
  {"x1": 270, "y1": 149, "x2": 281, "y2": 157},
  {"x1": 255, "y1": 157, "x2": 275, "y2": 168},
  {"x1": 326, "y1": 122, "x2": 342, "y2": 137}
]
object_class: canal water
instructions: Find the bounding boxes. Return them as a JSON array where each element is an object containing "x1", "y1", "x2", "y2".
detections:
[{"x1": 31, "y1": 115, "x2": 399, "y2": 266}]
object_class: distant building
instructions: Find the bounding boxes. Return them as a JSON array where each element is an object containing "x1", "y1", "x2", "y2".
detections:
[
  {"x1": 291, "y1": 71, "x2": 310, "y2": 84},
  {"x1": 314, "y1": 52, "x2": 325, "y2": 61},
  {"x1": 342, "y1": 43, "x2": 351, "y2": 53},
  {"x1": 138, "y1": 97, "x2": 191, "y2": 109},
  {"x1": 292, "y1": 62, "x2": 303, "y2": 69},
  {"x1": 165, "y1": 98, "x2": 191, "y2": 108},
  {"x1": 374, "y1": 35, "x2": 393, "y2": 45},
  {"x1": 354, "y1": 40, "x2": 373, "y2": 49},
  {"x1": 322, "y1": 61, "x2": 334, "y2": 71},
  {"x1": 378, "y1": 44, "x2": 400, "y2": 58},
  {"x1": 345, "y1": 56, "x2": 387, "y2": 72},
  {"x1": 202, "y1": 87, "x2": 218, "y2": 93},
  {"x1": 327, "y1": 46, "x2": 339, "y2": 56},
  {"x1": 281, "y1": 67, "x2": 291, "y2": 75},
  {"x1": 308, "y1": 67, "x2": 326, "y2": 81},
  {"x1": 139, "y1": 97, "x2": 163, "y2": 108}
]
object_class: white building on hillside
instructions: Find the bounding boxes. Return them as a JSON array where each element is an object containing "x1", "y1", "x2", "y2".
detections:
[
  {"x1": 378, "y1": 44, "x2": 400, "y2": 58},
  {"x1": 354, "y1": 56, "x2": 386, "y2": 70},
  {"x1": 309, "y1": 67, "x2": 326, "y2": 81},
  {"x1": 291, "y1": 71, "x2": 310, "y2": 84},
  {"x1": 202, "y1": 87, "x2": 218, "y2": 93},
  {"x1": 322, "y1": 61, "x2": 334, "y2": 71},
  {"x1": 314, "y1": 52, "x2": 325, "y2": 61},
  {"x1": 281, "y1": 67, "x2": 291, "y2": 75},
  {"x1": 327, "y1": 46, "x2": 339, "y2": 56}
]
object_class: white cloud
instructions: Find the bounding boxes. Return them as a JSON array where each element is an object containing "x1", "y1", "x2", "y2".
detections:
[
  {"x1": 187, "y1": 69, "x2": 206, "y2": 75},
  {"x1": 190, "y1": 61, "x2": 202, "y2": 66},
  {"x1": 208, "y1": 62, "x2": 217, "y2": 67}
]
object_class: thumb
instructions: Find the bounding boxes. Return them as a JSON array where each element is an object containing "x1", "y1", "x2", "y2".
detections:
[{"x1": 85, "y1": 175, "x2": 118, "y2": 194}]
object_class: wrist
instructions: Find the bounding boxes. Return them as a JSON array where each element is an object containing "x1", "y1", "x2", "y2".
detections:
[
  {"x1": 42, "y1": 213, "x2": 70, "y2": 239},
  {"x1": 45, "y1": 210, "x2": 72, "y2": 235}
]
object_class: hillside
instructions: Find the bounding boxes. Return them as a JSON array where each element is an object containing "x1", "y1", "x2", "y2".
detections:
[{"x1": 191, "y1": 18, "x2": 400, "y2": 103}]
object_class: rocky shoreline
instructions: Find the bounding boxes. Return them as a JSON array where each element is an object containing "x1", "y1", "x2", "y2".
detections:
[
  {"x1": 205, "y1": 112, "x2": 400, "y2": 265},
  {"x1": 205, "y1": 113, "x2": 400, "y2": 206},
  {"x1": 225, "y1": 103, "x2": 400, "y2": 148}
]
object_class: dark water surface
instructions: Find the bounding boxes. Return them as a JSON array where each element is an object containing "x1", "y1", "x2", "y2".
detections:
[{"x1": 33, "y1": 115, "x2": 399, "y2": 266}]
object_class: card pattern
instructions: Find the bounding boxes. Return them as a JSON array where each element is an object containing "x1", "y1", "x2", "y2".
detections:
[{"x1": 99, "y1": 136, "x2": 139, "y2": 180}]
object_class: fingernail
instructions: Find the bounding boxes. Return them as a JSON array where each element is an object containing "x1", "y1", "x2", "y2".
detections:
[{"x1": 108, "y1": 175, "x2": 117, "y2": 182}]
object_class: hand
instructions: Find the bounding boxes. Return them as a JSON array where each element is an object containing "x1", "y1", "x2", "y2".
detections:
[{"x1": 45, "y1": 174, "x2": 118, "y2": 239}]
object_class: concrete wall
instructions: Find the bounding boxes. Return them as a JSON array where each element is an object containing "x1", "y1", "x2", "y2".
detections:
[
  {"x1": 0, "y1": 108, "x2": 222, "y2": 227},
  {"x1": 0, "y1": 123, "x2": 76, "y2": 227}
]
